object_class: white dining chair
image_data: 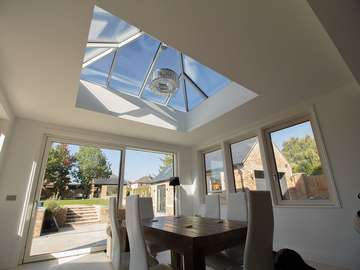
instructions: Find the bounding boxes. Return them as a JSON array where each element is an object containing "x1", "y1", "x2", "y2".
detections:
[
  {"x1": 205, "y1": 192, "x2": 248, "y2": 270},
  {"x1": 109, "y1": 197, "x2": 130, "y2": 270},
  {"x1": 204, "y1": 194, "x2": 220, "y2": 219},
  {"x1": 223, "y1": 191, "x2": 248, "y2": 264},
  {"x1": 126, "y1": 195, "x2": 174, "y2": 270},
  {"x1": 139, "y1": 197, "x2": 155, "y2": 219},
  {"x1": 227, "y1": 191, "x2": 248, "y2": 221},
  {"x1": 243, "y1": 190, "x2": 274, "y2": 270},
  {"x1": 139, "y1": 197, "x2": 168, "y2": 257}
]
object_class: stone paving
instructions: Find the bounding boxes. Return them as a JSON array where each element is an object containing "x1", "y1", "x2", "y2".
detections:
[{"x1": 30, "y1": 223, "x2": 108, "y2": 256}]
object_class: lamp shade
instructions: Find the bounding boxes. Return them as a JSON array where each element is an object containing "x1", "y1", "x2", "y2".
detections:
[{"x1": 169, "y1": 176, "x2": 180, "y2": 186}]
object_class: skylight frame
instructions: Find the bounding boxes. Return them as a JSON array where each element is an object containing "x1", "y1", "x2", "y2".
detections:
[{"x1": 81, "y1": 7, "x2": 232, "y2": 112}]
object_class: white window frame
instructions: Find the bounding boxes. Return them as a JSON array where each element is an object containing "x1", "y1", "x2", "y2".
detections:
[
  {"x1": 22, "y1": 134, "x2": 179, "y2": 264},
  {"x1": 202, "y1": 146, "x2": 226, "y2": 195},
  {"x1": 23, "y1": 135, "x2": 125, "y2": 263},
  {"x1": 262, "y1": 113, "x2": 340, "y2": 207}
]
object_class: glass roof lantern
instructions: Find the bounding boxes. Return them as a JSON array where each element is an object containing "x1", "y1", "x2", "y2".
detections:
[{"x1": 80, "y1": 6, "x2": 231, "y2": 112}]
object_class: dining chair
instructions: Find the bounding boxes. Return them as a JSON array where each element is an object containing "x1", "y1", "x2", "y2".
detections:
[
  {"x1": 204, "y1": 194, "x2": 220, "y2": 219},
  {"x1": 109, "y1": 197, "x2": 130, "y2": 270},
  {"x1": 227, "y1": 191, "x2": 248, "y2": 221},
  {"x1": 139, "y1": 197, "x2": 155, "y2": 219},
  {"x1": 243, "y1": 190, "x2": 274, "y2": 270},
  {"x1": 126, "y1": 195, "x2": 174, "y2": 270},
  {"x1": 139, "y1": 197, "x2": 168, "y2": 257},
  {"x1": 205, "y1": 192, "x2": 247, "y2": 270},
  {"x1": 223, "y1": 191, "x2": 248, "y2": 265}
]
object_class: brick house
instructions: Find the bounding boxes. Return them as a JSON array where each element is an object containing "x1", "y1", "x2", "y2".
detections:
[{"x1": 231, "y1": 138, "x2": 292, "y2": 191}]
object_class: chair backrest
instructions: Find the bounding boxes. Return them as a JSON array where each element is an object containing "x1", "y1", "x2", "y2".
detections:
[
  {"x1": 227, "y1": 191, "x2": 248, "y2": 222},
  {"x1": 244, "y1": 191, "x2": 274, "y2": 270},
  {"x1": 204, "y1": 194, "x2": 220, "y2": 219},
  {"x1": 126, "y1": 195, "x2": 149, "y2": 270},
  {"x1": 139, "y1": 197, "x2": 155, "y2": 220},
  {"x1": 109, "y1": 197, "x2": 121, "y2": 270}
]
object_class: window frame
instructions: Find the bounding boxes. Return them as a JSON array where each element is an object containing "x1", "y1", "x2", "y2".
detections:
[
  {"x1": 229, "y1": 135, "x2": 267, "y2": 192},
  {"x1": 262, "y1": 114, "x2": 340, "y2": 207},
  {"x1": 202, "y1": 147, "x2": 226, "y2": 195}
]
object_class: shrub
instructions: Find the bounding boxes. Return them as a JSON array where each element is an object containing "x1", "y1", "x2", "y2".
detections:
[
  {"x1": 44, "y1": 200, "x2": 67, "y2": 227},
  {"x1": 46, "y1": 200, "x2": 61, "y2": 214}
]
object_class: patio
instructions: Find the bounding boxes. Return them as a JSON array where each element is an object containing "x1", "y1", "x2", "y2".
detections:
[{"x1": 30, "y1": 223, "x2": 107, "y2": 256}]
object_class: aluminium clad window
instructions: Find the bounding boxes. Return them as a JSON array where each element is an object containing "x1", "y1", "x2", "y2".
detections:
[
  {"x1": 230, "y1": 136, "x2": 267, "y2": 191},
  {"x1": 204, "y1": 149, "x2": 225, "y2": 194},
  {"x1": 264, "y1": 116, "x2": 336, "y2": 205}
]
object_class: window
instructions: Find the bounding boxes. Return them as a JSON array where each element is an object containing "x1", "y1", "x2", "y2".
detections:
[
  {"x1": 265, "y1": 117, "x2": 333, "y2": 203},
  {"x1": 204, "y1": 149, "x2": 225, "y2": 193},
  {"x1": 80, "y1": 6, "x2": 243, "y2": 112},
  {"x1": 156, "y1": 184, "x2": 166, "y2": 213},
  {"x1": 230, "y1": 137, "x2": 267, "y2": 191},
  {"x1": 122, "y1": 148, "x2": 175, "y2": 216},
  {"x1": 0, "y1": 132, "x2": 5, "y2": 152},
  {"x1": 28, "y1": 141, "x2": 122, "y2": 257}
]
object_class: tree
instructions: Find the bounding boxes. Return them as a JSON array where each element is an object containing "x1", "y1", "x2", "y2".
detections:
[
  {"x1": 159, "y1": 153, "x2": 174, "y2": 172},
  {"x1": 74, "y1": 146, "x2": 112, "y2": 197},
  {"x1": 281, "y1": 135, "x2": 322, "y2": 175},
  {"x1": 44, "y1": 144, "x2": 75, "y2": 199}
]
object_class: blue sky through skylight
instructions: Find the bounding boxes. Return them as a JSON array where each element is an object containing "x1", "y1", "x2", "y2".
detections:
[{"x1": 80, "y1": 6, "x2": 232, "y2": 112}]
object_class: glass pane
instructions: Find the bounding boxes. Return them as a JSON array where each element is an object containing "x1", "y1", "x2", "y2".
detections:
[
  {"x1": 230, "y1": 137, "x2": 267, "y2": 191},
  {"x1": 204, "y1": 149, "x2": 225, "y2": 193},
  {"x1": 29, "y1": 142, "x2": 121, "y2": 256},
  {"x1": 122, "y1": 149, "x2": 174, "y2": 216},
  {"x1": 109, "y1": 35, "x2": 160, "y2": 96},
  {"x1": 80, "y1": 51, "x2": 115, "y2": 86},
  {"x1": 88, "y1": 6, "x2": 139, "y2": 43},
  {"x1": 83, "y1": 47, "x2": 110, "y2": 63},
  {"x1": 153, "y1": 46, "x2": 181, "y2": 75},
  {"x1": 142, "y1": 88, "x2": 168, "y2": 104},
  {"x1": 185, "y1": 79, "x2": 206, "y2": 110},
  {"x1": 269, "y1": 120, "x2": 330, "y2": 200},
  {"x1": 142, "y1": 45, "x2": 181, "y2": 104},
  {"x1": 168, "y1": 78, "x2": 186, "y2": 111},
  {"x1": 183, "y1": 55, "x2": 230, "y2": 96}
]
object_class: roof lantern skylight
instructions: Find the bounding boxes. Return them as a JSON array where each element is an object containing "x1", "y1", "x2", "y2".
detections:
[{"x1": 81, "y1": 6, "x2": 231, "y2": 112}]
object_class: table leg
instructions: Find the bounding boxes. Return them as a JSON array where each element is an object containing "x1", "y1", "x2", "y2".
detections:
[
  {"x1": 171, "y1": 251, "x2": 183, "y2": 270},
  {"x1": 183, "y1": 249, "x2": 205, "y2": 270}
]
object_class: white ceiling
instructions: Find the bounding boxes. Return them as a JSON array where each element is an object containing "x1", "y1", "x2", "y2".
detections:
[{"x1": 0, "y1": 0, "x2": 356, "y2": 146}]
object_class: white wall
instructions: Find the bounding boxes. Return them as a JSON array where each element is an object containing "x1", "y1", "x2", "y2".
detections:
[
  {"x1": 0, "y1": 118, "x2": 193, "y2": 269},
  {"x1": 192, "y1": 82, "x2": 360, "y2": 270}
]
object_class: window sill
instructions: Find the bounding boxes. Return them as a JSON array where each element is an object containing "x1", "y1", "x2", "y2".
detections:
[{"x1": 273, "y1": 200, "x2": 341, "y2": 209}]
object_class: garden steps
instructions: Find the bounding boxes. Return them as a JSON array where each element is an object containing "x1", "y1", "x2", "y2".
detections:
[{"x1": 65, "y1": 205, "x2": 99, "y2": 224}]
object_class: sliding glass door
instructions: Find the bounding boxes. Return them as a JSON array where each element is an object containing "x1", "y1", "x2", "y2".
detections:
[
  {"x1": 24, "y1": 138, "x2": 123, "y2": 262},
  {"x1": 122, "y1": 148, "x2": 175, "y2": 216}
]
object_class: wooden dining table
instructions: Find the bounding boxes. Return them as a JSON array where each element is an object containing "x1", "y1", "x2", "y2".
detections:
[{"x1": 141, "y1": 216, "x2": 247, "y2": 270}]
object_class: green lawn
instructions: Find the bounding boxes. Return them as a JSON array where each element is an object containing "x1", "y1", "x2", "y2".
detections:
[{"x1": 43, "y1": 198, "x2": 109, "y2": 207}]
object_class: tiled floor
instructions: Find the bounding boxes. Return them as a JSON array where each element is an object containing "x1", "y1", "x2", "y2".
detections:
[
  {"x1": 16, "y1": 251, "x2": 346, "y2": 270},
  {"x1": 17, "y1": 252, "x2": 112, "y2": 270},
  {"x1": 16, "y1": 251, "x2": 215, "y2": 270}
]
